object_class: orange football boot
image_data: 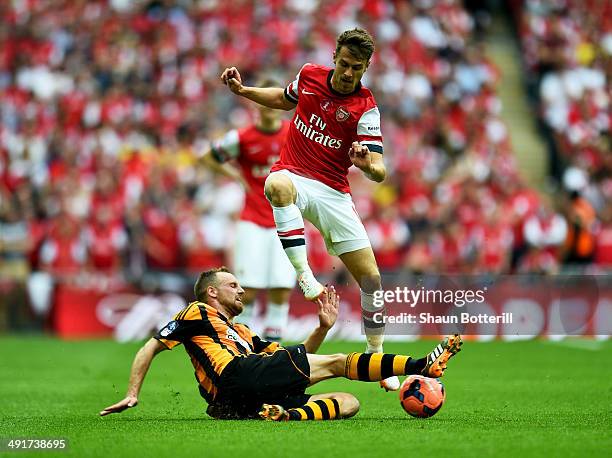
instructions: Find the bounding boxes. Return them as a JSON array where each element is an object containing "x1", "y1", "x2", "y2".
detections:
[
  {"x1": 259, "y1": 404, "x2": 290, "y2": 421},
  {"x1": 421, "y1": 334, "x2": 463, "y2": 378}
]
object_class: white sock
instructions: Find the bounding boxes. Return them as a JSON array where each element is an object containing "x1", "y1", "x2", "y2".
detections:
[
  {"x1": 263, "y1": 302, "x2": 290, "y2": 340},
  {"x1": 272, "y1": 204, "x2": 311, "y2": 275},
  {"x1": 361, "y1": 289, "x2": 385, "y2": 353}
]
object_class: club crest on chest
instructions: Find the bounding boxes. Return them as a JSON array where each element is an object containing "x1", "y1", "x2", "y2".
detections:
[{"x1": 335, "y1": 106, "x2": 349, "y2": 122}]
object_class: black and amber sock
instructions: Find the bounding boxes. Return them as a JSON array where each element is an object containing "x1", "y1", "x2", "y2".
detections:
[
  {"x1": 344, "y1": 352, "x2": 426, "y2": 381},
  {"x1": 287, "y1": 399, "x2": 340, "y2": 421}
]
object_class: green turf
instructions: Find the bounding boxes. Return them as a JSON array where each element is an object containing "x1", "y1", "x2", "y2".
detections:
[{"x1": 0, "y1": 337, "x2": 610, "y2": 457}]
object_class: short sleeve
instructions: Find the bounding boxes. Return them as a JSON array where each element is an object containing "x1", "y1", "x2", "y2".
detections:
[
  {"x1": 357, "y1": 106, "x2": 384, "y2": 154},
  {"x1": 154, "y1": 304, "x2": 203, "y2": 349},
  {"x1": 211, "y1": 129, "x2": 240, "y2": 163},
  {"x1": 154, "y1": 320, "x2": 183, "y2": 350}
]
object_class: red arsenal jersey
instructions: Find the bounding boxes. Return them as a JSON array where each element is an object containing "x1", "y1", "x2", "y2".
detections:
[
  {"x1": 271, "y1": 63, "x2": 384, "y2": 194},
  {"x1": 212, "y1": 121, "x2": 289, "y2": 228}
]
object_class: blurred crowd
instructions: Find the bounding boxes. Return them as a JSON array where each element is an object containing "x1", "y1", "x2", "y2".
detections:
[
  {"x1": 0, "y1": 0, "x2": 611, "y2": 302},
  {"x1": 512, "y1": 0, "x2": 612, "y2": 267}
]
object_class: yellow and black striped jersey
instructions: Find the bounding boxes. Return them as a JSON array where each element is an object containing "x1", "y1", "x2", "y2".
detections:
[{"x1": 154, "y1": 301, "x2": 280, "y2": 403}]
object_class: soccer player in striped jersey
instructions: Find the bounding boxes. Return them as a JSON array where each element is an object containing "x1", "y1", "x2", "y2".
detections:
[
  {"x1": 221, "y1": 28, "x2": 399, "y2": 390},
  {"x1": 197, "y1": 79, "x2": 295, "y2": 341},
  {"x1": 100, "y1": 268, "x2": 462, "y2": 421}
]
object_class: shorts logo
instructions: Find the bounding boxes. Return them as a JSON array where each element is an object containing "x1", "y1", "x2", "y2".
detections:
[
  {"x1": 320, "y1": 99, "x2": 334, "y2": 112},
  {"x1": 336, "y1": 106, "x2": 350, "y2": 122},
  {"x1": 160, "y1": 320, "x2": 178, "y2": 337}
]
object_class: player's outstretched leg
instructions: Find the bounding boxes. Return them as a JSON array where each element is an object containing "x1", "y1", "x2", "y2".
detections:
[
  {"x1": 306, "y1": 334, "x2": 463, "y2": 385},
  {"x1": 344, "y1": 334, "x2": 463, "y2": 380},
  {"x1": 265, "y1": 173, "x2": 324, "y2": 301}
]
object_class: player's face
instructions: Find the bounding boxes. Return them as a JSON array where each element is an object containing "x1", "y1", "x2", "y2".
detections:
[
  {"x1": 214, "y1": 272, "x2": 245, "y2": 317},
  {"x1": 332, "y1": 46, "x2": 369, "y2": 94}
]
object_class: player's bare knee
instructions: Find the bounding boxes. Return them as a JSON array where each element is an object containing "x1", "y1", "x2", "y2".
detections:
[
  {"x1": 264, "y1": 175, "x2": 296, "y2": 205},
  {"x1": 336, "y1": 393, "x2": 360, "y2": 418}
]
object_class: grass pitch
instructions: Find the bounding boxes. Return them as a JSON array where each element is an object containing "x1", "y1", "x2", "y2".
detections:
[{"x1": 1, "y1": 337, "x2": 610, "y2": 457}]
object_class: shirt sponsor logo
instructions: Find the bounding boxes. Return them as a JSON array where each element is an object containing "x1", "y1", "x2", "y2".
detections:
[
  {"x1": 293, "y1": 113, "x2": 343, "y2": 149},
  {"x1": 226, "y1": 328, "x2": 251, "y2": 351}
]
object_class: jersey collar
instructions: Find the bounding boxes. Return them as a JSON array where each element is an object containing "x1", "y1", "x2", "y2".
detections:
[
  {"x1": 327, "y1": 70, "x2": 362, "y2": 97},
  {"x1": 200, "y1": 301, "x2": 233, "y2": 323}
]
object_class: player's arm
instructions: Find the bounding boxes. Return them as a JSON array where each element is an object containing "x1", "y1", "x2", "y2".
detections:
[
  {"x1": 349, "y1": 143, "x2": 386, "y2": 183},
  {"x1": 197, "y1": 129, "x2": 249, "y2": 190},
  {"x1": 352, "y1": 105, "x2": 386, "y2": 182},
  {"x1": 302, "y1": 286, "x2": 339, "y2": 354},
  {"x1": 199, "y1": 149, "x2": 249, "y2": 190},
  {"x1": 220, "y1": 67, "x2": 296, "y2": 111},
  {"x1": 99, "y1": 338, "x2": 167, "y2": 416}
]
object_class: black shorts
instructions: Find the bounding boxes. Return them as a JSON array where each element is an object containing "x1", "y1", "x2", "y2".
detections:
[{"x1": 208, "y1": 344, "x2": 311, "y2": 419}]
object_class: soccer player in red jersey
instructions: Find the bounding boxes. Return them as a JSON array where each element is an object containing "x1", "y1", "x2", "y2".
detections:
[
  {"x1": 198, "y1": 79, "x2": 295, "y2": 341},
  {"x1": 221, "y1": 29, "x2": 399, "y2": 390}
]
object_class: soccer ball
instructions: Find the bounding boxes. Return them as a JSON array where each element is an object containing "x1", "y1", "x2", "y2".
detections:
[{"x1": 399, "y1": 375, "x2": 445, "y2": 418}]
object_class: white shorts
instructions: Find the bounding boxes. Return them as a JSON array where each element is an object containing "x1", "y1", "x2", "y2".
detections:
[
  {"x1": 269, "y1": 170, "x2": 371, "y2": 256},
  {"x1": 233, "y1": 220, "x2": 296, "y2": 289}
]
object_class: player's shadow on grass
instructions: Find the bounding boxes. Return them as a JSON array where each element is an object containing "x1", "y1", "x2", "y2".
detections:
[
  {"x1": 106, "y1": 415, "x2": 457, "y2": 423},
  {"x1": 349, "y1": 416, "x2": 456, "y2": 423},
  {"x1": 109, "y1": 417, "x2": 212, "y2": 422}
]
